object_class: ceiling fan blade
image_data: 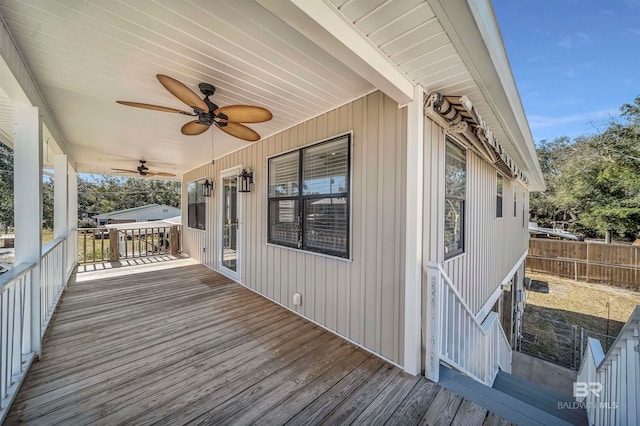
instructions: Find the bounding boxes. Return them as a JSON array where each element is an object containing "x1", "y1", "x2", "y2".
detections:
[
  {"x1": 111, "y1": 168, "x2": 138, "y2": 173},
  {"x1": 157, "y1": 74, "x2": 208, "y2": 113},
  {"x1": 215, "y1": 121, "x2": 260, "y2": 141},
  {"x1": 148, "y1": 170, "x2": 176, "y2": 177},
  {"x1": 115, "y1": 101, "x2": 192, "y2": 115},
  {"x1": 215, "y1": 105, "x2": 273, "y2": 123},
  {"x1": 181, "y1": 120, "x2": 211, "y2": 136}
]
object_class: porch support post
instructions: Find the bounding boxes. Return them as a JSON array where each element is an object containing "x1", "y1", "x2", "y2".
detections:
[
  {"x1": 404, "y1": 85, "x2": 424, "y2": 375},
  {"x1": 170, "y1": 226, "x2": 179, "y2": 256},
  {"x1": 14, "y1": 103, "x2": 43, "y2": 355},
  {"x1": 425, "y1": 262, "x2": 442, "y2": 382},
  {"x1": 54, "y1": 154, "x2": 68, "y2": 239},
  {"x1": 109, "y1": 229, "x2": 119, "y2": 262}
]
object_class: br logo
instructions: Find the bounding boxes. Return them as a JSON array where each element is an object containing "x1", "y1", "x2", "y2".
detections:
[{"x1": 573, "y1": 382, "x2": 602, "y2": 398}]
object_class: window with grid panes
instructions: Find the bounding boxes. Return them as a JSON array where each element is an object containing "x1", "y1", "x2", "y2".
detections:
[{"x1": 268, "y1": 134, "x2": 351, "y2": 258}]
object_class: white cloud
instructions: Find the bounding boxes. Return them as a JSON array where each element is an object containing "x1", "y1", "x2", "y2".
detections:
[
  {"x1": 527, "y1": 54, "x2": 548, "y2": 63},
  {"x1": 528, "y1": 109, "x2": 617, "y2": 129},
  {"x1": 558, "y1": 32, "x2": 591, "y2": 49}
]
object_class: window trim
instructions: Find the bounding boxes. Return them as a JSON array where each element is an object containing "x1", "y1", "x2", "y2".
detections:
[
  {"x1": 496, "y1": 173, "x2": 504, "y2": 219},
  {"x1": 522, "y1": 191, "x2": 526, "y2": 228},
  {"x1": 444, "y1": 137, "x2": 466, "y2": 260},
  {"x1": 266, "y1": 132, "x2": 353, "y2": 260},
  {"x1": 187, "y1": 178, "x2": 207, "y2": 231},
  {"x1": 513, "y1": 185, "x2": 518, "y2": 217}
]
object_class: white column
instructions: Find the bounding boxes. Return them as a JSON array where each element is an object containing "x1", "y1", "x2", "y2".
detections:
[
  {"x1": 14, "y1": 103, "x2": 42, "y2": 355},
  {"x1": 54, "y1": 154, "x2": 68, "y2": 239},
  {"x1": 404, "y1": 85, "x2": 424, "y2": 375},
  {"x1": 424, "y1": 262, "x2": 442, "y2": 382}
]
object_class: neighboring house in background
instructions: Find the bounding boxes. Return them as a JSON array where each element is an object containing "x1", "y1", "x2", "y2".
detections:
[{"x1": 93, "y1": 204, "x2": 180, "y2": 226}]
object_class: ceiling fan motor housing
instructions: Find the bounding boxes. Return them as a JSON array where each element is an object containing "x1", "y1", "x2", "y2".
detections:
[
  {"x1": 137, "y1": 161, "x2": 149, "y2": 175},
  {"x1": 197, "y1": 92, "x2": 228, "y2": 126},
  {"x1": 198, "y1": 82, "x2": 215, "y2": 97}
]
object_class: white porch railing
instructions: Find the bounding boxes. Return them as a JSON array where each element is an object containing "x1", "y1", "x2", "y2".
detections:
[
  {"x1": 425, "y1": 263, "x2": 511, "y2": 386},
  {"x1": 0, "y1": 263, "x2": 36, "y2": 420},
  {"x1": 0, "y1": 230, "x2": 76, "y2": 422},
  {"x1": 577, "y1": 305, "x2": 640, "y2": 425},
  {"x1": 41, "y1": 230, "x2": 76, "y2": 334}
]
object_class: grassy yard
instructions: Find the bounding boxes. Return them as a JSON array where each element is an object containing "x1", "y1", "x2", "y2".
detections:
[
  {"x1": 42, "y1": 230, "x2": 55, "y2": 246},
  {"x1": 526, "y1": 272, "x2": 640, "y2": 336}
]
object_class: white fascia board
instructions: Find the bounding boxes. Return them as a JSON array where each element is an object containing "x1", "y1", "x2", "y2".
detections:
[
  {"x1": 427, "y1": 0, "x2": 545, "y2": 191},
  {"x1": 0, "y1": 17, "x2": 74, "y2": 167},
  {"x1": 259, "y1": 0, "x2": 414, "y2": 105}
]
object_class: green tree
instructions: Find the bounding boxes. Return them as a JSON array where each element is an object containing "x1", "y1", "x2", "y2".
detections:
[
  {"x1": 530, "y1": 96, "x2": 640, "y2": 241},
  {"x1": 0, "y1": 143, "x2": 13, "y2": 231},
  {"x1": 529, "y1": 137, "x2": 574, "y2": 227},
  {"x1": 43, "y1": 178, "x2": 54, "y2": 229}
]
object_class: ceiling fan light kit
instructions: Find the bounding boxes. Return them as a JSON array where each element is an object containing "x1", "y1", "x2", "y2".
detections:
[{"x1": 117, "y1": 75, "x2": 272, "y2": 141}]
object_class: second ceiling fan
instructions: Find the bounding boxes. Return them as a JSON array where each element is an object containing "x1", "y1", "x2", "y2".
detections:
[
  {"x1": 112, "y1": 160, "x2": 176, "y2": 177},
  {"x1": 117, "y1": 75, "x2": 272, "y2": 141}
]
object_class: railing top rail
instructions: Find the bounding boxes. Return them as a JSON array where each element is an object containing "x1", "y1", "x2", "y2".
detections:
[
  {"x1": 596, "y1": 305, "x2": 640, "y2": 372},
  {"x1": 0, "y1": 261, "x2": 36, "y2": 293},
  {"x1": 435, "y1": 263, "x2": 494, "y2": 334},
  {"x1": 530, "y1": 238, "x2": 640, "y2": 250},
  {"x1": 41, "y1": 236, "x2": 65, "y2": 257},
  {"x1": 42, "y1": 229, "x2": 77, "y2": 257}
]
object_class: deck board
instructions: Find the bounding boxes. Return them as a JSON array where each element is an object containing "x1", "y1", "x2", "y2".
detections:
[{"x1": 6, "y1": 262, "x2": 510, "y2": 425}]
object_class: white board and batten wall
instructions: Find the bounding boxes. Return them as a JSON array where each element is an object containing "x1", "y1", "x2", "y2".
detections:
[
  {"x1": 182, "y1": 91, "x2": 408, "y2": 365},
  {"x1": 183, "y1": 92, "x2": 532, "y2": 366},
  {"x1": 422, "y1": 116, "x2": 530, "y2": 315}
]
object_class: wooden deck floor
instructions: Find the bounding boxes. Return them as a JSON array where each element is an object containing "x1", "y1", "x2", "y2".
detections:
[{"x1": 6, "y1": 261, "x2": 511, "y2": 425}]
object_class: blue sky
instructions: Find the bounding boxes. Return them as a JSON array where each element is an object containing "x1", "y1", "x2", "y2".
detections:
[{"x1": 492, "y1": 0, "x2": 640, "y2": 144}]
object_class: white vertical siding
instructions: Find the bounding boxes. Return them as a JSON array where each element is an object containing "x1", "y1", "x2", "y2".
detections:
[
  {"x1": 422, "y1": 117, "x2": 530, "y2": 314},
  {"x1": 182, "y1": 92, "x2": 407, "y2": 365}
]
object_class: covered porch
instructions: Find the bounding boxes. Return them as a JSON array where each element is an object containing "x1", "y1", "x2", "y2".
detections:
[{"x1": 5, "y1": 260, "x2": 509, "y2": 425}]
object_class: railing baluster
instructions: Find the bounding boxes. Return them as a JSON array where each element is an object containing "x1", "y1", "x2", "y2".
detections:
[
  {"x1": 578, "y1": 306, "x2": 640, "y2": 425},
  {"x1": 76, "y1": 226, "x2": 179, "y2": 264},
  {"x1": 2, "y1": 231, "x2": 77, "y2": 419},
  {"x1": 2, "y1": 290, "x2": 9, "y2": 401},
  {"x1": 434, "y1": 266, "x2": 512, "y2": 385}
]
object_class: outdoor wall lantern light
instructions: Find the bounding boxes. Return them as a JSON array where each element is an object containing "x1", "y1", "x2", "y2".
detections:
[
  {"x1": 238, "y1": 168, "x2": 254, "y2": 193},
  {"x1": 202, "y1": 179, "x2": 214, "y2": 197}
]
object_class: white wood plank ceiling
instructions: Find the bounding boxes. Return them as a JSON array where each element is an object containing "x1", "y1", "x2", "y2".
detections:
[
  {"x1": 0, "y1": 0, "x2": 538, "y2": 185},
  {"x1": 0, "y1": 0, "x2": 372, "y2": 177}
]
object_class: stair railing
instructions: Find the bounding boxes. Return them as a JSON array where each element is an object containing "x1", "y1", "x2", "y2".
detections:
[
  {"x1": 425, "y1": 262, "x2": 511, "y2": 386},
  {"x1": 577, "y1": 305, "x2": 640, "y2": 425}
]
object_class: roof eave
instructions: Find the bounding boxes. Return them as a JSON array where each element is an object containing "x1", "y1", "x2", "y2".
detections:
[{"x1": 427, "y1": 0, "x2": 545, "y2": 191}]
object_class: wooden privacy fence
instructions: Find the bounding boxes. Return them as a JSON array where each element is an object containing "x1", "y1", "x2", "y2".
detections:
[{"x1": 526, "y1": 239, "x2": 640, "y2": 289}]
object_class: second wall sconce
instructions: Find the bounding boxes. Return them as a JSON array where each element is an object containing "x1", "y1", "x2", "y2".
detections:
[
  {"x1": 238, "y1": 168, "x2": 254, "y2": 193},
  {"x1": 202, "y1": 178, "x2": 214, "y2": 197}
]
